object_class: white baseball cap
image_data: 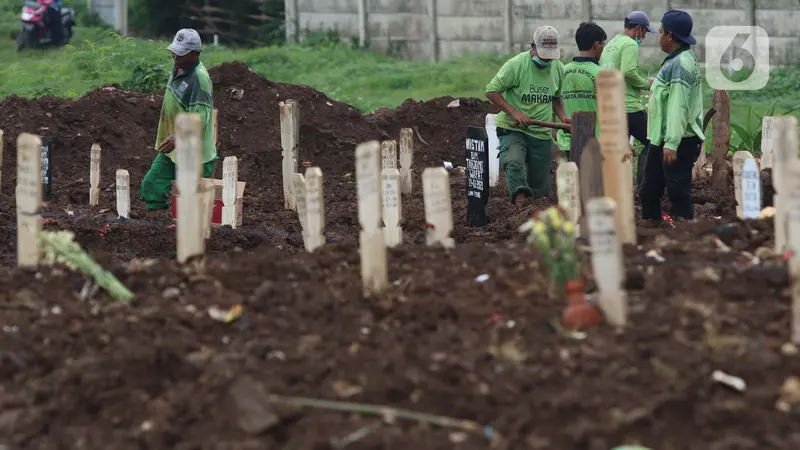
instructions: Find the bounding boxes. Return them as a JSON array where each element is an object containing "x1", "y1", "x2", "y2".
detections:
[
  {"x1": 532, "y1": 26, "x2": 560, "y2": 59},
  {"x1": 167, "y1": 29, "x2": 201, "y2": 56}
]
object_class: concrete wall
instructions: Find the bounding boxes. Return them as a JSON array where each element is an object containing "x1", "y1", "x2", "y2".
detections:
[{"x1": 284, "y1": 0, "x2": 800, "y2": 66}]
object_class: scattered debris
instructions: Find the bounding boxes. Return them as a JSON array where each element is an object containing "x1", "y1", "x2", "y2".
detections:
[{"x1": 711, "y1": 370, "x2": 746, "y2": 392}]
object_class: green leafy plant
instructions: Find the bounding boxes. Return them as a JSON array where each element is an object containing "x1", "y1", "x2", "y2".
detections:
[
  {"x1": 518, "y1": 206, "x2": 580, "y2": 291},
  {"x1": 729, "y1": 98, "x2": 800, "y2": 155},
  {"x1": 121, "y1": 61, "x2": 169, "y2": 93}
]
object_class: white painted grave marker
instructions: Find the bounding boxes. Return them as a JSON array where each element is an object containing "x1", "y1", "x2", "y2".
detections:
[
  {"x1": 304, "y1": 167, "x2": 325, "y2": 252},
  {"x1": 783, "y1": 160, "x2": 800, "y2": 342},
  {"x1": 200, "y1": 178, "x2": 215, "y2": 240},
  {"x1": 293, "y1": 173, "x2": 307, "y2": 232},
  {"x1": 382, "y1": 168, "x2": 402, "y2": 246},
  {"x1": 422, "y1": 167, "x2": 454, "y2": 248},
  {"x1": 556, "y1": 161, "x2": 580, "y2": 225},
  {"x1": 761, "y1": 116, "x2": 774, "y2": 169},
  {"x1": 732, "y1": 151, "x2": 754, "y2": 218},
  {"x1": 399, "y1": 128, "x2": 414, "y2": 195},
  {"x1": 381, "y1": 140, "x2": 397, "y2": 169},
  {"x1": 485, "y1": 114, "x2": 500, "y2": 187},
  {"x1": 587, "y1": 197, "x2": 626, "y2": 327},
  {"x1": 356, "y1": 141, "x2": 388, "y2": 295},
  {"x1": 222, "y1": 156, "x2": 238, "y2": 228},
  {"x1": 741, "y1": 158, "x2": 761, "y2": 219},
  {"x1": 281, "y1": 100, "x2": 299, "y2": 210},
  {"x1": 115, "y1": 169, "x2": 130, "y2": 219},
  {"x1": 773, "y1": 116, "x2": 799, "y2": 252},
  {"x1": 89, "y1": 144, "x2": 101, "y2": 206},
  {"x1": 175, "y1": 113, "x2": 205, "y2": 263},
  {"x1": 16, "y1": 133, "x2": 42, "y2": 268}
]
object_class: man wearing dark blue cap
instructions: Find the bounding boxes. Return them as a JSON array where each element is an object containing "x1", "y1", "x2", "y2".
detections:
[
  {"x1": 639, "y1": 10, "x2": 705, "y2": 222},
  {"x1": 599, "y1": 11, "x2": 656, "y2": 190}
]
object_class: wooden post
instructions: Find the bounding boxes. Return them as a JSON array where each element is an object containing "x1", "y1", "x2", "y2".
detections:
[
  {"x1": 285, "y1": 0, "x2": 299, "y2": 44},
  {"x1": 596, "y1": 71, "x2": 636, "y2": 244},
  {"x1": 773, "y1": 116, "x2": 799, "y2": 252},
  {"x1": 711, "y1": 90, "x2": 731, "y2": 191},
  {"x1": 569, "y1": 112, "x2": 597, "y2": 167},
  {"x1": 784, "y1": 159, "x2": 800, "y2": 342},
  {"x1": 485, "y1": 114, "x2": 500, "y2": 187},
  {"x1": 732, "y1": 150, "x2": 754, "y2": 218},
  {"x1": 427, "y1": 0, "x2": 438, "y2": 61},
  {"x1": 0, "y1": 129, "x2": 4, "y2": 186},
  {"x1": 587, "y1": 197, "x2": 626, "y2": 327},
  {"x1": 741, "y1": 158, "x2": 761, "y2": 219},
  {"x1": 423, "y1": 167, "x2": 454, "y2": 248},
  {"x1": 293, "y1": 173, "x2": 307, "y2": 234},
  {"x1": 382, "y1": 168, "x2": 402, "y2": 246},
  {"x1": 357, "y1": 0, "x2": 367, "y2": 48},
  {"x1": 579, "y1": 138, "x2": 604, "y2": 237},
  {"x1": 381, "y1": 140, "x2": 397, "y2": 169},
  {"x1": 399, "y1": 128, "x2": 414, "y2": 195},
  {"x1": 221, "y1": 156, "x2": 238, "y2": 228},
  {"x1": 17, "y1": 133, "x2": 43, "y2": 268},
  {"x1": 281, "y1": 100, "x2": 299, "y2": 210},
  {"x1": 115, "y1": 169, "x2": 130, "y2": 219},
  {"x1": 557, "y1": 161, "x2": 580, "y2": 226},
  {"x1": 761, "y1": 116, "x2": 774, "y2": 169},
  {"x1": 89, "y1": 144, "x2": 101, "y2": 206},
  {"x1": 200, "y1": 178, "x2": 215, "y2": 240},
  {"x1": 175, "y1": 113, "x2": 205, "y2": 263},
  {"x1": 304, "y1": 167, "x2": 325, "y2": 252},
  {"x1": 214, "y1": 108, "x2": 219, "y2": 146},
  {"x1": 502, "y1": 0, "x2": 512, "y2": 53},
  {"x1": 356, "y1": 141, "x2": 388, "y2": 295}
]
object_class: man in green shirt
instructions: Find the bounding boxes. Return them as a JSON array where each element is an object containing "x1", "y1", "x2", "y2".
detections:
[
  {"x1": 486, "y1": 26, "x2": 569, "y2": 209},
  {"x1": 640, "y1": 10, "x2": 705, "y2": 222},
  {"x1": 599, "y1": 11, "x2": 656, "y2": 189},
  {"x1": 140, "y1": 28, "x2": 218, "y2": 218},
  {"x1": 556, "y1": 22, "x2": 607, "y2": 158}
]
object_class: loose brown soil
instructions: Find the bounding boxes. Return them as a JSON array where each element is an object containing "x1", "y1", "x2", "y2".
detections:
[{"x1": 0, "y1": 62, "x2": 792, "y2": 449}]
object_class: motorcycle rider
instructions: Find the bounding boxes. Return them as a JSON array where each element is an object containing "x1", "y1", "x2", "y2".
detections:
[{"x1": 42, "y1": 0, "x2": 64, "y2": 46}]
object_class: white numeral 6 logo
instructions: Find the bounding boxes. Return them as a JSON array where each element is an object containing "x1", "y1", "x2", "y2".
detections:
[{"x1": 705, "y1": 26, "x2": 770, "y2": 91}]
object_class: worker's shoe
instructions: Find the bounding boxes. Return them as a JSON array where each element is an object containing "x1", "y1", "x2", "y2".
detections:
[{"x1": 514, "y1": 192, "x2": 527, "y2": 210}]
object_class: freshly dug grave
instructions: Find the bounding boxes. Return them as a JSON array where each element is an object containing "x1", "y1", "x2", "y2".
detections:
[{"x1": 0, "y1": 218, "x2": 796, "y2": 449}]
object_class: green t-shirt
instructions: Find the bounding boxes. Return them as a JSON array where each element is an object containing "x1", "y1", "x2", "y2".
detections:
[
  {"x1": 599, "y1": 34, "x2": 649, "y2": 113},
  {"x1": 556, "y1": 57, "x2": 602, "y2": 151},
  {"x1": 155, "y1": 61, "x2": 217, "y2": 163},
  {"x1": 485, "y1": 51, "x2": 565, "y2": 141}
]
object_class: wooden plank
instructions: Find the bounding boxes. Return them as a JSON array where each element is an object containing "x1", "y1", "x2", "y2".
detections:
[{"x1": 711, "y1": 90, "x2": 731, "y2": 191}]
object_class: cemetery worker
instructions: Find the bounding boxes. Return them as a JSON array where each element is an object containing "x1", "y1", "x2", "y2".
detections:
[
  {"x1": 639, "y1": 10, "x2": 705, "y2": 222},
  {"x1": 486, "y1": 26, "x2": 568, "y2": 209},
  {"x1": 599, "y1": 11, "x2": 656, "y2": 188},
  {"x1": 140, "y1": 29, "x2": 218, "y2": 218},
  {"x1": 556, "y1": 22, "x2": 607, "y2": 159}
]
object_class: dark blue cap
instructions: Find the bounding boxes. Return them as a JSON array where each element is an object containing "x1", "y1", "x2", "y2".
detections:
[
  {"x1": 626, "y1": 11, "x2": 656, "y2": 33},
  {"x1": 661, "y1": 9, "x2": 696, "y2": 45}
]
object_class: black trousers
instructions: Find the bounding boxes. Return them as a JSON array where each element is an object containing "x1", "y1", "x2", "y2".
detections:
[
  {"x1": 47, "y1": 6, "x2": 63, "y2": 45},
  {"x1": 628, "y1": 110, "x2": 650, "y2": 189},
  {"x1": 639, "y1": 135, "x2": 702, "y2": 220}
]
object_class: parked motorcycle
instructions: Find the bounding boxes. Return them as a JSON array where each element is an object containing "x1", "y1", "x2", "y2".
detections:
[{"x1": 16, "y1": 0, "x2": 76, "y2": 52}]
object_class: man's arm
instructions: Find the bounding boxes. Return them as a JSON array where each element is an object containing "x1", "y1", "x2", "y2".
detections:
[
  {"x1": 620, "y1": 44, "x2": 650, "y2": 91},
  {"x1": 552, "y1": 97, "x2": 568, "y2": 124},
  {"x1": 486, "y1": 58, "x2": 529, "y2": 124}
]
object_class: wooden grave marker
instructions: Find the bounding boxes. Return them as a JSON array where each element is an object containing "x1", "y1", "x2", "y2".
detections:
[
  {"x1": 221, "y1": 156, "x2": 239, "y2": 228},
  {"x1": 304, "y1": 167, "x2": 325, "y2": 252},
  {"x1": 587, "y1": 197, "x2": 627, "y2": 327},
  {"x1": 596, "y1": 71, "x2": 636, "y2": 244},
  {"x1": 381, "y1": 140, "x2": 397, "y2": 169},
  {"x1": 569, "y1": 111, "x2": 597, "y2": 167},
  {"x1": 89, "y1": 144, "x2": 101, "y2": 206},
  {"x1": 423, "y1": 167, "x2": 454, "y2": 248},
  {"x1": 732, "y1": 151, "x2": 754, "y2": 218},
  {"x1": 0, "y1": 129, "x2": 4, "y2": 186},
  {"x1": 556, "y1": 161, "x2": 580, "y2": 226},
  {"x1": 281, "y1": 100, "x2": 300, "y2": 210},
  {"x1": 579, "y1": 138, "x2": 604, "y2": 237},
  {"x1": 214, "y1": 108, "x2": 219, "y2": 145},
  {"x1": 761, "y1": 116, "x2": 774, "y2": 170},
  {"x1": 783, "y1": 159, "x2": 800, "y2": 342},
  {"x1": 382, "y1": 168, "x2": 402, "y2": 247},
  {"x1": 293, "y1": 173, "x2": 307, "y2": 235},
  {"x1": 399, "y1": 128, "x2": 414, "y2": 195},
  {"x1": 485, "y1": 114, "x2": 500, "y2": 187},
  {"x1": 711, "y1": 90, "x2": 731, "y2": 191},
  {"x1": 175, "y1": 113, "x2": 205, "y2": 263},
  {"x1": 741, "y1": 158, "x2": 761, "y2": 219},
  {"x1": 773, "y1": 116, "x2": 799, "y2": 252},
  {"x1": 115, "y1": 169, "x2": 130, "y2": 219},
  {"x1": 41, "y1": 136, "x2": 52, "y2": 201},
  {"x1": 466, "y1": 126, "x2": 489, "y2": 227},
  {"x1": 356, "y1": 141, "x2": 388, "y2": 295},
  {"x1": 200, "y1": 178, "x2": 215, "y2": 240},
  {"x1": 17, "y1": 133, "x2": 43, "y2": 268}
]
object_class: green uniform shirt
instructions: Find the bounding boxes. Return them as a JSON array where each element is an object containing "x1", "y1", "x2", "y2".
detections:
[
  {"x1": 599, "y1": 34, "x2": 649, "y2": 113},
  {"x1": 647, "y1": 47, "x2": 705, "y2": 149},
  {"x1": 486, "y1": 51, "x2": 565, "y2": 141},
  {"x1": 155, "y1": 61, "x2": 217, "y2": 163},
  {"x1": 556, "y1": 57, "x2": 602, "y2": 151}
]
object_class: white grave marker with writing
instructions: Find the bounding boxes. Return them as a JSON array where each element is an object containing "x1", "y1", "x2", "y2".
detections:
[
  {"x1": 381, "y1": 140, "x2": 397, "y2": 169},
  {"x1": 556, "y1": 161, "x2": 580, "y2": 225},
  {"x1": 222, "y1": 156, "x2": 238, "y2": 228},
  {"x1": 732, "y1": 151, "x2": 754, "y2": 218},
  {"x1": 485, "y1": 114, "x2": 500, "y2": 187},
  {"x1": 423, "y1": 167, "x2": 454, "y2": 248},
  {"x1": 399, "y1": 128, "x2": 414, "y2": 195},
  {"x1": 741, "y1": 158, "x2": 761, "y2": 219},
  {"x1": 115, "y1": 169, "x2": 130, "y2": 219},
  {"x1": 175, "y1": 113, "x2": 205, "y2": 263},
  {"x1": 304, "y1": 167, "x2": 325, "y2": 252},
  {"x1": 382, "y1": 168, "x2": 402, "y2": 246},
  {"x1": 587, "y1": 197, "x2": 626, "y2": 327},
  {"x1": 761, "y1": 116, "x2": 774, "y2": 170},
  {"x1": 16, "y1": 133, "x2": 43, "y2": 268},
  {"x1": 281, "y1": 100, "x2": 299, "y2": 210},
  {"x1": 293, "y1": 173, "x2": 307, "y2": 232},
  {"x1": 356, "y1": 141, "x2": 388, "y2": 294}
]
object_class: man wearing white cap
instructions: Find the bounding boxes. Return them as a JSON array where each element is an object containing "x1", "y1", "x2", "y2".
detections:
[
  {"x1": 600, "y1": 11, "x2": 656, "y2": 189},
  {"x1": 140, "y1": 28, "x2": 218, "y2": 217},
  {"x1": 486, "y1": 26, "x2": 568, "y2": 209}
]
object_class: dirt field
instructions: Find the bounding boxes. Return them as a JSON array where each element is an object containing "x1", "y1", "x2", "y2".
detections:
[{"x1": 0, "y1": 62, "x2": 795, "y2": 449}]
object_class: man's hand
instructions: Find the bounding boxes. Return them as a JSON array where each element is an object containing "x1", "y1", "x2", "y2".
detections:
[
  {"x1": 559, "y1": 115, "x2": 571, "y2": 124},
  {"x1": 663, "y1": 147, "x2": 677, "y2": 164},
  {"x1": 511, "y1": 111, "x2": 532, "y2": 127},
  {"x1": 157, "y1": 135, "x2": 175, "y2": 154}
]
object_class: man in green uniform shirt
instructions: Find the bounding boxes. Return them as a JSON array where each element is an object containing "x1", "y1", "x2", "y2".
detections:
[
  {"x1": 486, "y1": 26, "x2": 569, "y2": 209},
  {"x1": 556, "y1": 22, "x2": 607, "y2": 158},
  {"x1": 640, "y1": 10, "x2": 704, "y2": 222},
  {"x1": 599, "y1": 11, "x2": 656, "y2": 189},
  {"x1": 140, "y1": 28, "x2": 218, "y2": 218}
]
